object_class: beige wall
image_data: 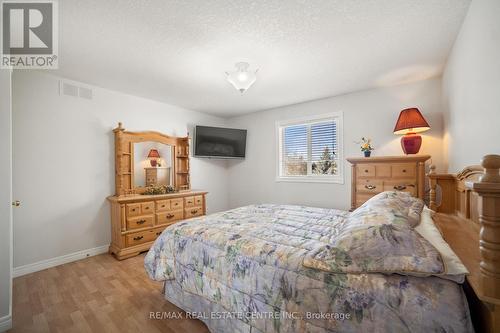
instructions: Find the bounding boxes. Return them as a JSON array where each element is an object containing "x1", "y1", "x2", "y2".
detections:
[
  {"x1": 227, "y1": 78, "x2": 444, "y2": 211},
  {"x1": 442, "y1": 0, "x2": 500, "y2": 171}
]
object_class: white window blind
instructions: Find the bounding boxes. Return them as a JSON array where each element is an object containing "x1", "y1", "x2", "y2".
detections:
[{"x1": 277, "y1": 113, "x2": 343, "y2": 183}]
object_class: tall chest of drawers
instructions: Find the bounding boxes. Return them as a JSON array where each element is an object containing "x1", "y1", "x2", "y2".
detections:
[
  {"x1": 347, "y1": 155, "x2": 430, "y2": 210},
  {"x1": 107, "y1": 191, "x2": 207, "y2": 260}
]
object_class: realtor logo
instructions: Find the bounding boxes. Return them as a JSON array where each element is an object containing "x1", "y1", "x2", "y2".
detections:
[{"x1": 1, "y1": 0, "x2": 58, "y2": 69}]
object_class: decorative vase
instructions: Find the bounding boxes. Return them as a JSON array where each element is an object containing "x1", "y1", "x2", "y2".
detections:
[{"x1": 364, "y1": 151, "x2": 371, "y2": 157}]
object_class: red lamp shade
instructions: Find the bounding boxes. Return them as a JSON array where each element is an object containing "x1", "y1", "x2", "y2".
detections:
[
  {"x1": 147, "y1": 149, "x2": 161, "y2": 167},
  {"x1": 393, "y1": 108, "x2": 430, "y2": 154},
  {"x1": 147, "y1": 149, "x2": 160, "y2": 158}
]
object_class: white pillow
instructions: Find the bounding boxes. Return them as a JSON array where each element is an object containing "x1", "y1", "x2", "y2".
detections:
[{"x1": 415, "y1": 207, "x2": 469, "y2": 283}]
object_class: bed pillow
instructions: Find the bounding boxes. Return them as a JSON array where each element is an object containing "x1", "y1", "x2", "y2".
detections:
[
  {"x1": 303, "y1": 220, "x2": 444, "y2": 276},
  {"x1": 415, "y1": 207, "x2": 469, "y2": 283},
  {"x1": 352, "y1": 191, "x2": 425, "y2": 227},
  {"x1": 304, "y1": 196, "x2": 445, "y2": 276},
  {"x1": 348, "y1": 203, "x2": 410, "y2": 228}
]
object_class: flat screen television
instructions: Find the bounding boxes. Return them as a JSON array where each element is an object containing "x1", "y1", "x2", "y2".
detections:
[{"x1": 194, "y1": 125, "x2": 247, "y2": 158}]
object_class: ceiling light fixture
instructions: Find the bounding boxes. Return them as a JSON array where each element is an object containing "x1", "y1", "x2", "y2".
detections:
[{"x1": 225, "y1": 62, "x2": 258, "y2": 94}]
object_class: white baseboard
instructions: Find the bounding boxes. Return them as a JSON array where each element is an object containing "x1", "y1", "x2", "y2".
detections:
[
  {"x1": 13, "y1": 245, "x2": 109, "y2": 278},
  {"x1": 0, "y1": 315, "x2": 12, "y2": 332}
]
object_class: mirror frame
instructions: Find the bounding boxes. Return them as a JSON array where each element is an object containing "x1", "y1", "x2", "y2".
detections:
[{"x1": 113, "y1": 123, "x2": 190, "y2": 196}]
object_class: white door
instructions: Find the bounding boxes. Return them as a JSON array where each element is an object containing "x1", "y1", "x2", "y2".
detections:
[{"x1": 0, "y1": 70, "x2": 13, "y2": 331}]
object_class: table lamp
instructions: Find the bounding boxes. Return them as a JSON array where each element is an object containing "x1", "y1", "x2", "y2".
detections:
[
  {"x1": 393, "y1": 108, "x2": 430, "y2": 154},
  {"x1": 147, "y1": 149, "x2": 161, "y2": 167}
]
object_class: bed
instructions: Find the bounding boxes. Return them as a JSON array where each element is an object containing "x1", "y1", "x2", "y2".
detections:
[
  {"x1": 145, "y1": 190, "x2": 476, "y2": 333},
  {"x1": 429, "y1": 155, "x2": 500, "y2": 333}
]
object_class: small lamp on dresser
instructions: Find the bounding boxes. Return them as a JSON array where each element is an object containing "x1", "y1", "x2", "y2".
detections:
[
  {"x1": 393, "y1": 108, "x2": 430, "y2": 154},
  {"x1": 147, "y1": 149, "x2": 160, "y2": 167}
]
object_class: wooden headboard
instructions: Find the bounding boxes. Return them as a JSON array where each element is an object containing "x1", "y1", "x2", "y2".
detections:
[{"x1": 429, "y1": 155, "x2": 500, "y2": 333}]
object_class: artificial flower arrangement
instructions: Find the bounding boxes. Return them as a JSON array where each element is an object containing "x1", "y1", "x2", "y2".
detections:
[
  {"x1": 358, "y1": 137, "x2": 374, "y2": 157},
  {"x1": 142, "y1": 184, "x2": 177, "y2": 195}
]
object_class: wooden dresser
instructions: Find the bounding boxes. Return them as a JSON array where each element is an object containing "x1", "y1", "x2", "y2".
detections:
[
  {"x1": 347, "y1": 155, "x2": 431, "y2": 210},
  {"x1": 108, "y1": 191, "x2": 207, "y2": 260},
  {"x1": 107, "y1": 123, "x2": 207, "y2": 260}
]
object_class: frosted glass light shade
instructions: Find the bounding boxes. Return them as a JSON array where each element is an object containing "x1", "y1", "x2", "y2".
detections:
[{"x1": 226, "y1": 62, "x2": 258, "y2": 93}]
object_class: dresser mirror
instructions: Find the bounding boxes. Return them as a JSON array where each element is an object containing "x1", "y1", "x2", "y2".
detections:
[
  {"x1": 132, "y1": 141, "x2": 174, "y2": 188},
  {"x1": 113, "y1": 123, "x2": 191, "y2": 196}
]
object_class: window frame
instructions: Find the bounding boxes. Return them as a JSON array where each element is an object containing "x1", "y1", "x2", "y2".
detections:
[{"x1": 275, "y1": 112, "x2": 344, "y2": 184}]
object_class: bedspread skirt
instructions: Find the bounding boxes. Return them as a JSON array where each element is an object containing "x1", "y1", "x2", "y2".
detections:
[
  {"x1": 164, "y1": 280, "x2": 261, "y2": 333},
  {"x1": 162, "y1": 259, "x2": 473, "y2": 333}
]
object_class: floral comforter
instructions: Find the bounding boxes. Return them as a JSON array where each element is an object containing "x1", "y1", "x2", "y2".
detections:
[{"x1": 145, "y1": 204, "x2": 473, "y2": 333}]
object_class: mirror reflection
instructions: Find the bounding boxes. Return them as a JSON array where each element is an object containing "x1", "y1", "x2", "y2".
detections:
[{"x1": 133, "y1": 142, "x2": 173, "y2": 188}]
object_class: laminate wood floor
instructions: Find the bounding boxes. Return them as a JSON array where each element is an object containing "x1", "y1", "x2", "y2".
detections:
[{"x1": 9, "y1": 253, "x2": 210, "y2": 333}]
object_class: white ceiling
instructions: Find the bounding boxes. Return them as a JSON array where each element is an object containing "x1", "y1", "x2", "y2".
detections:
[{"x1": 55, "y1": 0, "x2": 471, "y2": 117}]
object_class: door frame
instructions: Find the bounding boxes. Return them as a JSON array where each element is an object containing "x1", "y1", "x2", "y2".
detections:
[{"x1": 0, "y1": 68, "x2": 13, "y2": 332}]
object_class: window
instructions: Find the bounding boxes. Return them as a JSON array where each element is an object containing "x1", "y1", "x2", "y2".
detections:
[{"x1": 276, "y1": 112, "x2": 343, "y2": 183}]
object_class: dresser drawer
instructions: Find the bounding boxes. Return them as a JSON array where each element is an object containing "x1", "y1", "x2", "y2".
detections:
[
  {"x1": 356, "y1": 193, "x2": 377, "y2": 207},
  {"x1": 185, "y1": 196, "x2": 196, "y2": 207},
  {"x1": 125, "y1": 229, "x2": 157, "y2": 247},
  {"x1": 153, "y1": 226, "x2": 167, "y2": 237},
  {"x1": 383, "y1": 180, "x2": 417, "y2": 196},
  {"x1": 126, "y1": 203, "x2": 141, "y2": 217},
  {"x1": 141, "y1": 201, "x2": 155, "y2": 214},
  {"x1": 170, "y1": 198, "x2": 184, "y2": 210},
  {"x1": 356, "y1": 164, "x2": 375, "y2": 178},
  {"x1": 156, "y1": 200, "x2": 170, "y2": 212},
  {"x1": 127, "y1": 215, "x2": 154, "y2": 230},
  {"x1": 356, "y1": 179, "x2": 383, "y2": 193},
  {"x1": 156, "y1": 198, "x2": 184, "y2": 212},
  {"x1": 194, "y1": 195, "x2": 203, "y2": 206},
  {"x1": 375, "y1": 165, "x2": 391, "y2": 178},
  {"x1": 391, "y1": 164, "x2": 416, "y2": 178},
  {"x1": 185, "y1": 207, "x2": 203, "y2": 218},
  {"x1": 156, "y1": 210, "x2": 183, "y2": 225}
]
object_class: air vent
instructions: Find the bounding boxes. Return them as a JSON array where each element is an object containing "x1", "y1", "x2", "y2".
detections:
[
  {"x1": 59, "y1": 80, "x2": 93, "y2": 100},
  {"x1": 78, "y1": 87, "x2": 93, "y2": 99},
  {"x1": 61, "y1": 82, "x2": 78, "y2": 97}
]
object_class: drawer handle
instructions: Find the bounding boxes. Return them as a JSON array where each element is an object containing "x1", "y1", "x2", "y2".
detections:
[
  {"x1": 131, "y1": 208, "x2": 136, "y2": 212},
  {"x1": 402, "y1": 169, "x2": 407, "y2": 173},
  {"x1": 133, "y1": 236, "x2": 144, "y2": 241},
  {"x1": 187, "y1": 201, "x2": 193, "y2": 204},
  {"x1": 144, "y1": 207, "x2": 150, "y2": 210},
  {"x1": 365, "y1": 184, "x2": 376, "y2": 190},
  {"x1": 136, "y1": 219, "x2": 146, "y2": 225},
  {"x1": 156, "y1": 232, "x2": 162, "y2": 236},
  {"x1": 191, "y1": 209, "x2": 198, "y2": 214},
  {"x1": 364, "y1": 169, "x2": 369, "y2": 173},
  {"x1": 394, "y1": 185, "x2": 407, "y2": 191},
  {"x1": 166, "y1": 214, "x2": 175, "y2": 219}
]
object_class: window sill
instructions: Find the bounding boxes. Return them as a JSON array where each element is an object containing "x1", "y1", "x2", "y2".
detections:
[{"x1": 275, "y1": 176, "x2": 344, "y2": 184}]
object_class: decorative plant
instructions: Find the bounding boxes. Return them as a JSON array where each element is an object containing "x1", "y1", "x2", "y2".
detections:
[
  {"x1": 142, "y1": 184, "x2": 176, "y2": 195},
  {"x1": 358, "y1": 137, "x2": 374, "y2": 152}
]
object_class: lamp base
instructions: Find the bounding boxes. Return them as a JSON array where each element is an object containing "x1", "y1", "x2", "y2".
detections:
[{"x1": 401, "y1": 133, "x2": 422, "y2": 154}]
